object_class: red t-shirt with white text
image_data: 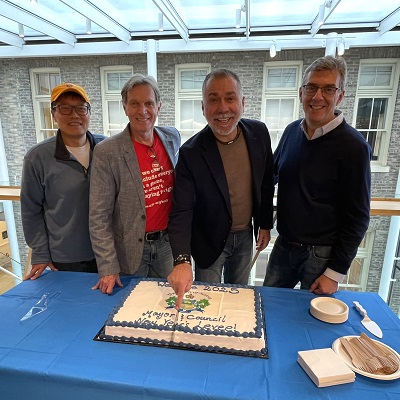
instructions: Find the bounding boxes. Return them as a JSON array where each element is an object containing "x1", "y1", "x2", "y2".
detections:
[{"x1": 132, "y1": 134, "x2": 174, "y2": 232}]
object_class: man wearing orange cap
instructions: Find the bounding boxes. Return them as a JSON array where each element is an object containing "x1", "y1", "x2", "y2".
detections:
[{"x1": 21, "y1": 83, "x2": 106, "y2": 280}]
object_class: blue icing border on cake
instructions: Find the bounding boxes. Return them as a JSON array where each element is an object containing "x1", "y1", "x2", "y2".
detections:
[
  {"x1": 101, "y1": 277, "x2": 268, "y2": 357},
  {"x1": 104, "y1": 277, "x2": 175, "y2": 332}
]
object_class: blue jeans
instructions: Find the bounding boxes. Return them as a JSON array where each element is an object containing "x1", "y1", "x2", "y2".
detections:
[
  {"x1": 263, "y1": 235, "x2": 333, "y2": 290},
  {"x1": 195, "y1": 229, "x2": 253, "y2": 285},
  {"x1": 133, "y1": 232, "x2": 173, "y2": 278}
]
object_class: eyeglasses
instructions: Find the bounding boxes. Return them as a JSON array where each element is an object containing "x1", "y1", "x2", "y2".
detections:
[
  {"x1": 52, "y1": 104, "x2": 91, "y2": 116},
  {"x1": 147, "y1": 147, "x2": 162, "y2": 172},
  {"x1": 301, "y1": 84, "x2": 340, "y2": 97}
]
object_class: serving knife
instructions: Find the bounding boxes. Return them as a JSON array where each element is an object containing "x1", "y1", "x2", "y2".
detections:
[
  {"x1": 251, "y1": 249, "x2": 261, "y2": 267},
  {"x1": 353, "y1": 301, "x2": 383, "y2": 338},
  {"x1": 174, "y1": 309, "x2": 179, "y2": 325},
  {"x1": 171, "y1": 308, "x2": 180, "y2": 343}
]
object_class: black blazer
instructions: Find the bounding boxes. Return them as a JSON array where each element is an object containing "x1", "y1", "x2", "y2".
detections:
[{"x1": 168, "y1": 118, "x2": 274, "y2": 269}]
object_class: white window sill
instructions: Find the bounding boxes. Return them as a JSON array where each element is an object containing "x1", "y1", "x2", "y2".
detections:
[{"x1": 371, "y1": 164, "x2": 390, "y2": 173}]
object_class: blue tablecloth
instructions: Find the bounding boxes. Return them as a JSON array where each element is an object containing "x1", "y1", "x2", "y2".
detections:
[{"x1": 1, "y1": 271, "x2": 400, "y2": 400}]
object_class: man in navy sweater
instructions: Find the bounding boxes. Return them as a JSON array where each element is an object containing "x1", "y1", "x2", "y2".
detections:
[{"x1": 263, "y1": 56, "x2": 371, "y2": 295}]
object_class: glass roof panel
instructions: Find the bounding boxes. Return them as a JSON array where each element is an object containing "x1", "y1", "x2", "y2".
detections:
[{"x1": 0, "y1": 0, "x2": 398, "y2": 56}]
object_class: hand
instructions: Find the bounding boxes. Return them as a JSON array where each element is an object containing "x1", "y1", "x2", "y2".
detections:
[
  {"x1": 309, "y1": 275, "x2": 339, "y2": 295},
  {"x1": 92, "y1": 274, "x2": 123, "y2": 294},
  {"x1": 256, "y1": 229, "x2": 271, "y2": 251},
  {"x1": 167, "y1": 263, "x2": 193, "y2": 310},
  {"x1": 24, "y1": 262, "x2": 58, "y2": 281}
]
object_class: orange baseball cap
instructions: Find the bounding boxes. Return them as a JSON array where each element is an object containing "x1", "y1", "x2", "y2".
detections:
[{"x1": 51, "y1": 82, "x2": 90, "y2": 104}]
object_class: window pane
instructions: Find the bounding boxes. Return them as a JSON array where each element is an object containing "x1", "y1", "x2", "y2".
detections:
[
  {"x1": 180, "y1": 99, "x2": 206, "y2": 130},
  {"x1": 37, "y1": 75, "x2": 49, "y2": 95},
  {"x1": 371, "y1": 98, "x2": 387, "y2": 129},
  {"x1": 49, "y1": 74, "x2": 61, "y2": 91},
  {"x1": 356, "y1": 98, "x2": 387, "y2": 161},
  {"x1": 267, "y1": 68, "x2": 297, "y2": 89},
  {"x1": 375, "y1": 67, "x2": 392, "y2": 86},
  {"x1": 36, "y1": 73, "x2": 61, "y2": 95},
  {"x1": 32, "y1": 71, "x2": 61, "y2": 142},
  {"x1": 265, "y1": 98, "x2": 295, "y2": 151},
  {"x1": 107, "y1": 100, "x2": 128, "y2": 135},
  {"x1": 107, "y1": 72, "x2": 132, "y2": 92},
  {"x1": 356, "y1": 98, "x2": 373, "y2": 129},
  {"x1": 265, "y1": 100, "x2": 280, "y2": 129},
  {"x1": 356, "y1": 98, "x2": 387, "y2": 129},
  {"x1": 265, "y1": 98, "x2": 294, "y2": 130},
  {"x1": 38, "y1": 101, "x2": 57, "y2": 140},
  {"x1": 180, "y1": 70, "x2": 208, "y2": 90},
  {"x1": 359, "y1": 65, "x2": 392, "y2": 87},
  {"x1": 347, "y1": 258, "x2": 363, "y2": 286}
]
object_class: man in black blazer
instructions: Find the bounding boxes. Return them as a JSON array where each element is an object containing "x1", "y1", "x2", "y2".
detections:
[{"x1": 168, "y1": 69, "x2": 274, "y2": 307}]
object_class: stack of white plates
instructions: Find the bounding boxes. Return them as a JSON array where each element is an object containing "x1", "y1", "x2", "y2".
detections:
[{"x1": 310, "y1": 298, "x2": 349, "y2": 324}]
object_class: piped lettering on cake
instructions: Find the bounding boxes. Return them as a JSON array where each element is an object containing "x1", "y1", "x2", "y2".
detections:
[
  {"x1": 102, "y1": 278, "x2": 268, "y2": 358},
  {"x1": 192, "y1": 320, "x2": 238, "y2": 333},
  {"x1": 141, "y1": 310, "x2": 176, "y2": 320},
  {"x1": 157, "y1": 280, "x2": 239, "y2": 295}
]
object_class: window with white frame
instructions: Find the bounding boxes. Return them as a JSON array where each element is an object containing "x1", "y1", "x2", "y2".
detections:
[
  {"x1": 340, "y1": 231, "x2": 374, "y2": 292},
  {"x1": 30, "y1": 69, "x2": 61, "y2": 142},
  {"x1": 353, "y1": 60, "x2": 400, "y2": 172},
  {"x1": 100, "y1": 66, "x2": 133, "y2": 136},
  {"x1": 175, "y1": 64, "x2": 210, "y2": 144},
  {"x1": 261, "y1": 62, "x2": 302, "y2": 151}
]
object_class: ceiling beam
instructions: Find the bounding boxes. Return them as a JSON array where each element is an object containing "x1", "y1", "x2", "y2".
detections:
[
  {"x1": 0, "y1": 28, "x2": 24, "y2": 48},
  {"x1": 377, "y1": 7, "x2": 400, "y2": 35},
  {"x1": 310, "y1": 0, "x2": 342, "y2": 37},
  {"x1": 244, "y1": 0, "x2": 250, "y2": 39},
  {"x1": 59, "y1": 0, "x2": 131, "y2": 44},
  {"x1": 152, "y1": 0, "x2": 188, "y2": 42},
  {"x1": 0, "y1": 31, "x2": 398, "y2": 59},
  {"x1": 0, "y1": 0, "x2": 76, "y2": 46}
]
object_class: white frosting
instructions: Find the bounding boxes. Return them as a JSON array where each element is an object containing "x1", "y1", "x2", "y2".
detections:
[{"x1": 105, "y1": 280, "x2": 266, "y2": 355}]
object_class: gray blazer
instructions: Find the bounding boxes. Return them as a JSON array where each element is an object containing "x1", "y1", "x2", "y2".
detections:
[{"x1": 89, "y1": 124, "x2": 180, "y2": 277}]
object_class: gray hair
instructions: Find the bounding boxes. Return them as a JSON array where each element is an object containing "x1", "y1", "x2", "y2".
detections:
[
  {"x1": 121, "y1": 74, "x2": 161, "y2": 105},
  {"x1": 302, "y1": 56, "x2": 347, "y2": 89},
  {"x1": 202, "y1": 69, "x2": 243, "y2": 97}
]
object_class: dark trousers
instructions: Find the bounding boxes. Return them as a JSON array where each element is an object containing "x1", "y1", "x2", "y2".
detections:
[{"x1": 52, "y1": 258, "x2": 97, "y2": 273}]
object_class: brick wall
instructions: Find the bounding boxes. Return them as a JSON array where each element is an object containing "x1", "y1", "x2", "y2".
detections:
[{"x1": 0, "y1": 47, "x2": 399, "y2": 295}]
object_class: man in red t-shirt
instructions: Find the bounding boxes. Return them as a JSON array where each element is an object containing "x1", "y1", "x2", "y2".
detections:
[{"x1": 89, "y1": 74, "x2": 181, "y2": 294}]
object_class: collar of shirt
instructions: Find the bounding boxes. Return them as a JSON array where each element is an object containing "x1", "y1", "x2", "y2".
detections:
[{"x1": 300, "y1": 110, "x2": 344, "y2": 140}]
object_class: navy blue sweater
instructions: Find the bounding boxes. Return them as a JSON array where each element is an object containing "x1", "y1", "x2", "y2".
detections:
[{"x1": 274, "y1": 118, "x2": 371, "y2": 274}]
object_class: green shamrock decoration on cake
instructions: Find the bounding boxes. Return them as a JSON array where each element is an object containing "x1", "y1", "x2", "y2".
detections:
[
  {"x1": 195, "y1": 299, "x2": 210, "y2": 310},
  {"x1": 166, "y1": 296, "x2": 177, "y2": 307}
]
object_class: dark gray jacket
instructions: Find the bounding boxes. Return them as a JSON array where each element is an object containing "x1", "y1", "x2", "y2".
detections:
[{"x1": 21, "y1": 130, "x2": 106, "y2": 264}]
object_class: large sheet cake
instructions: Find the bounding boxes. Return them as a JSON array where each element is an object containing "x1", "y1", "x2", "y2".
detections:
[{"x1": 100, "y1": 278, "x2": 268, "y2": 358}]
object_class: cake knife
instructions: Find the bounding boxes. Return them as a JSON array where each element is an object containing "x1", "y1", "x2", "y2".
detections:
[
  {"x1": 251, "y1": 249, "x2": 261, "y2": 267},
  {"x1": 353, "y1": 301, "x2": 383, "y2": 338},
  {"x1": 174, "y1": 309, "x2": 179, "y2": 325},
  {"x1": 171, "y1": 309, "x2": 179, "y2": 344}
]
